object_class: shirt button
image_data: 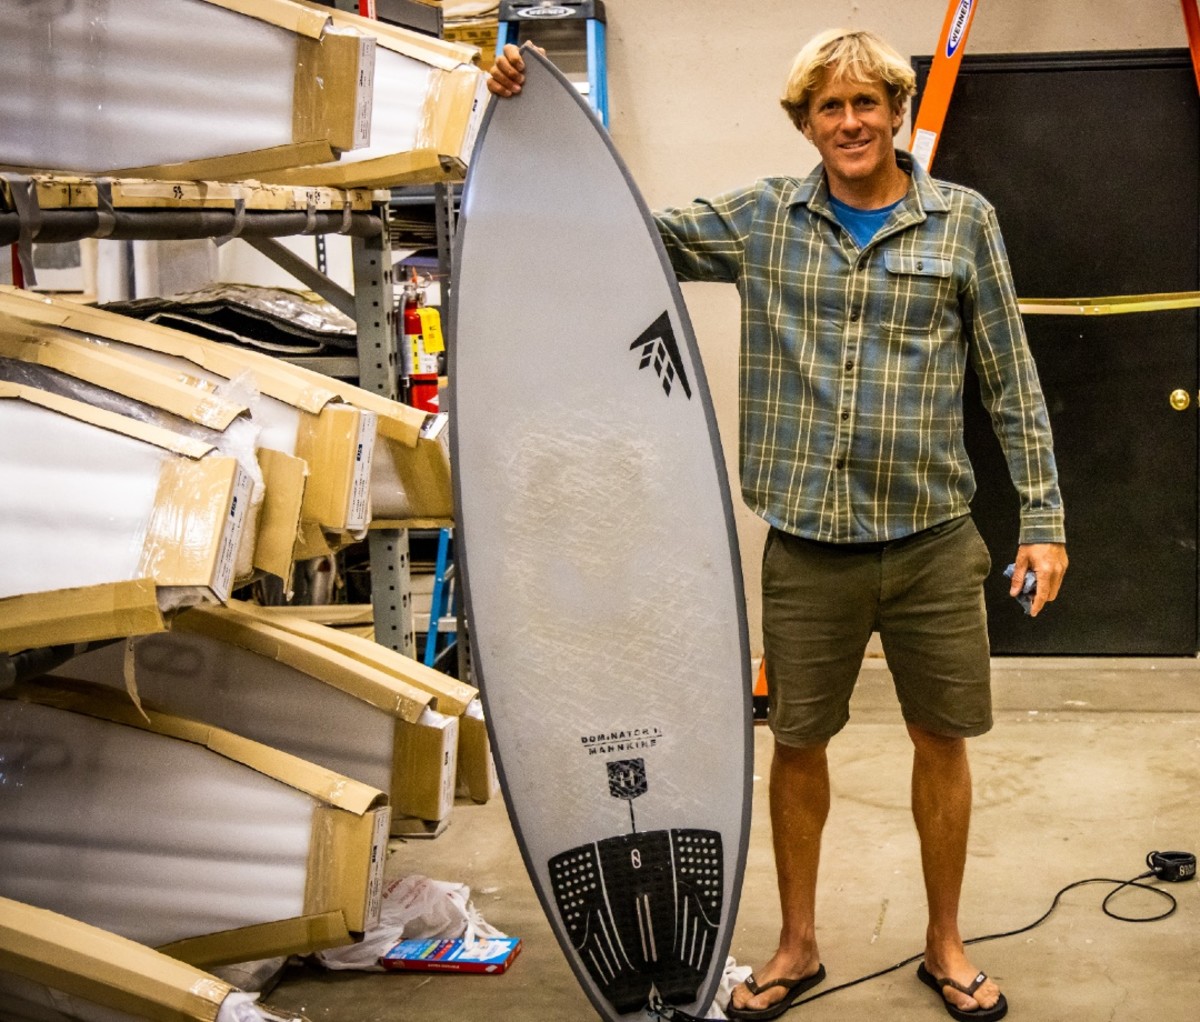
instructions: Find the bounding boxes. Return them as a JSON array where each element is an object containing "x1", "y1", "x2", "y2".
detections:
[
  {"x1": 836, "y1": 458, "x2": 846, "y2": 469},
  {"x1": 841, "y1": 411, "x2": 850, "y2": 420},
  {"x1": 849, "y1": 308, "x2": 860, "y2": 321},
  {"x1": 845, "y1": 360, "x2": 855, "y2": 371},
  {"x1": 917, "y1": 260, "x2": 924, "y2": 270}
]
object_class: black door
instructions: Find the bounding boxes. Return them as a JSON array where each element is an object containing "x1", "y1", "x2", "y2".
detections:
[{"x1": 915, "y1": 50, "x2": 1200, "y2": 654}]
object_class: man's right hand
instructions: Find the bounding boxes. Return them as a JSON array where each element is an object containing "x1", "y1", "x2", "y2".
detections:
[{"x1": 487, "y1": 43, "x2": 531, "y2": 97}]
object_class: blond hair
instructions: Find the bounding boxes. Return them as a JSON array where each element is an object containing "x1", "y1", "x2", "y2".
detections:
[{"x1": 780, "y1": 29, "x2": 917, "y2": 132}]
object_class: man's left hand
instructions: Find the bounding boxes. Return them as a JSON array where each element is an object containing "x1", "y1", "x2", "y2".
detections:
[{"x1": 1010, "y1": 543, "x2": 1068, "y2": 617}]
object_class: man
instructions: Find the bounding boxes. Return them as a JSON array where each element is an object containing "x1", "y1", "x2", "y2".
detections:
[{"x1": 490, "y1": 27, "x2": 1067, "y2": 1022}]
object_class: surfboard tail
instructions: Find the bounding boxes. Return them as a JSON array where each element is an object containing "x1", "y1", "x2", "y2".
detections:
[{"x1": 549, "y1": 828, "x2": 723, "y2": 1013}]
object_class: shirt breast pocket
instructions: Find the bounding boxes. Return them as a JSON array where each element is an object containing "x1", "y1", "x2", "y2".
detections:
[{"x1": 879, "y1": 252, "x2": 955, "y2": 335}]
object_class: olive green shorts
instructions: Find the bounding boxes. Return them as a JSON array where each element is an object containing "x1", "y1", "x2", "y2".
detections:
[{"x1": 761, "y1": 514, "x2": 993, "y2": 747}]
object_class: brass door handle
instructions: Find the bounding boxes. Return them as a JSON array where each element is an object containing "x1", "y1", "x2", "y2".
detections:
[{"x1": 1170, "y1": 388, "x2": 1192, "y2": 411}]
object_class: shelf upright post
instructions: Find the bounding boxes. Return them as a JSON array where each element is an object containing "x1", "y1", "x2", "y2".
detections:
[{"x1": 354, "y1": 199, "x2": 416, "y2": 657}]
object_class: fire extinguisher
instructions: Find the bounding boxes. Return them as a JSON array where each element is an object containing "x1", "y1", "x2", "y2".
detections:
[{"x1": 402, "y1": 279, "x2": 443, "y2": 413}]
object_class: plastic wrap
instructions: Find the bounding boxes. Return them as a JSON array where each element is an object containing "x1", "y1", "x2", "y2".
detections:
[
  {"x1": 0, "y1": 696, "x2": 316, "y2": 946},
  {"x1": 0, "y1": 390, "x2": 168, "y2": 599},
  {"x1": 314, "y1": 874, "x2": 505, "y2": 972},
  {"x1": 0, "y1": 384, "x2": 251, "y2": 622},
  {"x1": 0, "y1": 355, "x2": 265, "y2": 585},
  {"x1": 56, "y1": 627, "x2": 409, "y2": 794},
  {"x1": 101, "y1": 285, "x2": 357, "y2": 355},
  {"x1": 0, "y1": 0, "x2": 297, "y2": 171}
]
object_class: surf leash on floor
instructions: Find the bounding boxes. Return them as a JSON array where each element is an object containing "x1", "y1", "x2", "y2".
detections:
[{"x1": 644, "y1": 850, "x2": 1195, "y2": 1021}]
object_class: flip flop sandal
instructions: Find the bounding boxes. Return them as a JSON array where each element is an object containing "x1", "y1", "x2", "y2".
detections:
[
  {"x1": 917, "y1": 962, "x2": 1009, "y2": 1021},
  {"x1": 726, "y1": 963, "x2": 827, "y2": 1021}
]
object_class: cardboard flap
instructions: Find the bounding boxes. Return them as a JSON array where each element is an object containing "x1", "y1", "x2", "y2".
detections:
[
  {"x1": 0, "y1": 579, "x2": 165, "y2": 655},
  {"x1": 0, "y1": 897, "x2": 233, "y2": 1022},
  {"x1": 5, "y1": 679, "x2": 387, "y2": 815},
  {"x1": 0, "y1": 327, "x2": 247, "y2": 431},
  {"x1": 173, "y1": 604, "x2": 433, "y2": 722},
  {"x1": 0, "y1": 381, "x2": 214, "y2": 459},
  {"x1": 227, "y1": 601, "x2": 478, "y2": 715},
  {"x1": 154, "y1": 912, "x2": 352, "y2": 971}
]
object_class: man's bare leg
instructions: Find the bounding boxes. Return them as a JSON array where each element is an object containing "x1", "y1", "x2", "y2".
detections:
[
  {"x1": 908, "y1": 722, "x2": 1003, "y2": 1013},
  {"x1": 730, "y1": 740, "x2": 828, "y2": 1014}
]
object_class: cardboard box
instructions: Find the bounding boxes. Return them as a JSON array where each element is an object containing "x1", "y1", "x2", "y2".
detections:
[
  {"x1": 261, "y1": 2, "x2": 488, "y2": 188},
  {"x1": 380, "y1": 936, "x2": 522, "y2": 975},
  {"x1": 443, "y1": 17, "x2": 499, "y2": 58},
  {"x1": 0, "y1": 896, "x2": 309, "y2": 1021},
  {"x1": 232, "y1": 600, "x2": 478, "y2": 716},
  {"x1": 0, "y1": 384, "x2": 253, "y2": 650},
  {"x1": 370, "y1": 411, "x2": 454, "y2": 523},
  {"x1": 0, "y1": 326, "x2": 304, "y2": 583},
  {"x1": 295, "y1": 403, "x2": 376, "y2": 534},
  {"x1": 54, "y1": 605, "x2": 453, "y2": 836},
  {"x1": 457, "y1": 700, "x2": 500, "y2": 804},
  {"x1": 393, "y1": 708, "x2": 459, "y2": 823},
  {"x1": 0, "y1": 0, "x2": 376, "y2": 179},
  {"x1": 0, "y1": 288, "x2": 445, "y2": 535},
  {"x1": 0, "y1": 291, "x2": 377, "y2": 538},
  {"x1": 0, "y1": 680, "x2": 389, "y2": 968}
]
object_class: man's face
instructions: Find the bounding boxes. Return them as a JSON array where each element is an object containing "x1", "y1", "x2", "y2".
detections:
[{"x1": 801, "y1": 70, "x2": 904, "y2": 197}]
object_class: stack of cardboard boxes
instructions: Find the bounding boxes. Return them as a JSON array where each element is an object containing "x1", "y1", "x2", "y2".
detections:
[{"x1": 0, "y1": 1, "x2": 499, "y2": 1018}]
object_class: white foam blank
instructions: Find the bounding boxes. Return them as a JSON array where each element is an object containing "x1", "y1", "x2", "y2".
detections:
[
  {"x1": 0, "y1": 699, "x2": 315, "y2": 947},
  {"x1": 0, "y1": 0, "x2": 297, "y2": 171},
  {"x1": 100, "y1": 339, "x2": 305, "y2": 457},
  {"x1": 59, "y1": 632, "x2": 395, "y2": 792},
  {"x1": 0, "y1": 400, "x2": 168, "y2": 598}
]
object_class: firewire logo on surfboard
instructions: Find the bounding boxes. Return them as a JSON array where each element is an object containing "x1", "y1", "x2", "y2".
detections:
[{"x1": 630, "y1": 310, "x2": 693, "y2": 399}]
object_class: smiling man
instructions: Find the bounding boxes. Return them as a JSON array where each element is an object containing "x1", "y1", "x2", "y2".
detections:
[{"x1": 489, "y1": 27, "x2": 1067, "y2": 1022}]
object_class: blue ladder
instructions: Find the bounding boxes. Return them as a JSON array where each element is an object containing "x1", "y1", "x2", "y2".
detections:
[
  {"x1": 496, "y1": 1, "x2": 609, "y2": 127},
  {"x1": 423, "y1": 527, "x2": 459, "y2": 668}
]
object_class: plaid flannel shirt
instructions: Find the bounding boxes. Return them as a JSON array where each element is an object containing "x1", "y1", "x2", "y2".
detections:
[{"x1": 654, "y1": 151, "x2": 1065, "y2": 546}]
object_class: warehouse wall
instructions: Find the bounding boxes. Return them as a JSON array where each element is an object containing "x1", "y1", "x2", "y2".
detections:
[{"x1": 597, "y1": 0, "x2": 1186, "y2": 654}]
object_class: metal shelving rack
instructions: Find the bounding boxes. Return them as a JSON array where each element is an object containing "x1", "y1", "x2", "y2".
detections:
[
  {"x1": 0, "y1": 178, "x2": 428, "y2": 661},
  {"x1": 2, "y1": 0, "x2": 463, "y2": 670}
]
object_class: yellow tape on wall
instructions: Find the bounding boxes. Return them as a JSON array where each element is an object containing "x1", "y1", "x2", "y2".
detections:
[{"x1": 1018, "y1": 292, "x2": 1200, "y2": 316}]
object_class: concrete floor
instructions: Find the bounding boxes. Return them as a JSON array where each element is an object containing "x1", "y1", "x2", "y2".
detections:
[{"x1": 263, "y1": 658, "x2": 1200, "y2": 1021}]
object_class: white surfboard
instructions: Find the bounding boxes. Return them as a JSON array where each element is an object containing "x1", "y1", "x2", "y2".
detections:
[{"x1": 450, "y1": 48, "x2": 752, "y2": 1020}]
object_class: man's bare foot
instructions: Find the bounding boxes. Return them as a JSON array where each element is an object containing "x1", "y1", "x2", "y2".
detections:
[
  {"x1": 920, "y1": 947, "x2": 1006, "y2": 1017},
  {"x1": 729, "y1": 948, "x2": 823, "y2": 1016}
]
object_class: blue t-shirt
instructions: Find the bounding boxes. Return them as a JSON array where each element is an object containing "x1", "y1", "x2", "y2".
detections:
[{"x1": 828, "y1": 194, "x2": 904, "y2": 248}]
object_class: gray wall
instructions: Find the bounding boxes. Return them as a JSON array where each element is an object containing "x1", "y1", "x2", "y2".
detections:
[{"x1": 597, "y1": 0, "x2": 1185, "y2": 653}]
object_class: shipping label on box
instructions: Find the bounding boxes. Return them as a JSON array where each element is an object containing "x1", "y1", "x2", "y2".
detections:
[
  {"x1": 363, "y1": 805, "x2": 391, "y2": 932},
  {"x1": 347, "y1": 409, "x2": 377, "y2": 531},
  {"x1": 353, "y1": 34, "x2": 377, "y2": 150}
]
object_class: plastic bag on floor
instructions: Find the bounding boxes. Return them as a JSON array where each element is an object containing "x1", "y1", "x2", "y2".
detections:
[
  {"x1": 314, "y1": 875, "x2": 505, "y2": 971},
  {"x1": 217, "y1": 992, "x2": 306, "y2": 1022},
  {"x1": 706, "y1": 956, "x2": 753, "y2": 1018}
]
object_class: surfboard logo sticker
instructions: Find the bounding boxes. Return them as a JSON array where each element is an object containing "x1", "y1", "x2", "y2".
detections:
[{"x1": 630, "y1": 310, "x2": 693, "y2": 399}]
